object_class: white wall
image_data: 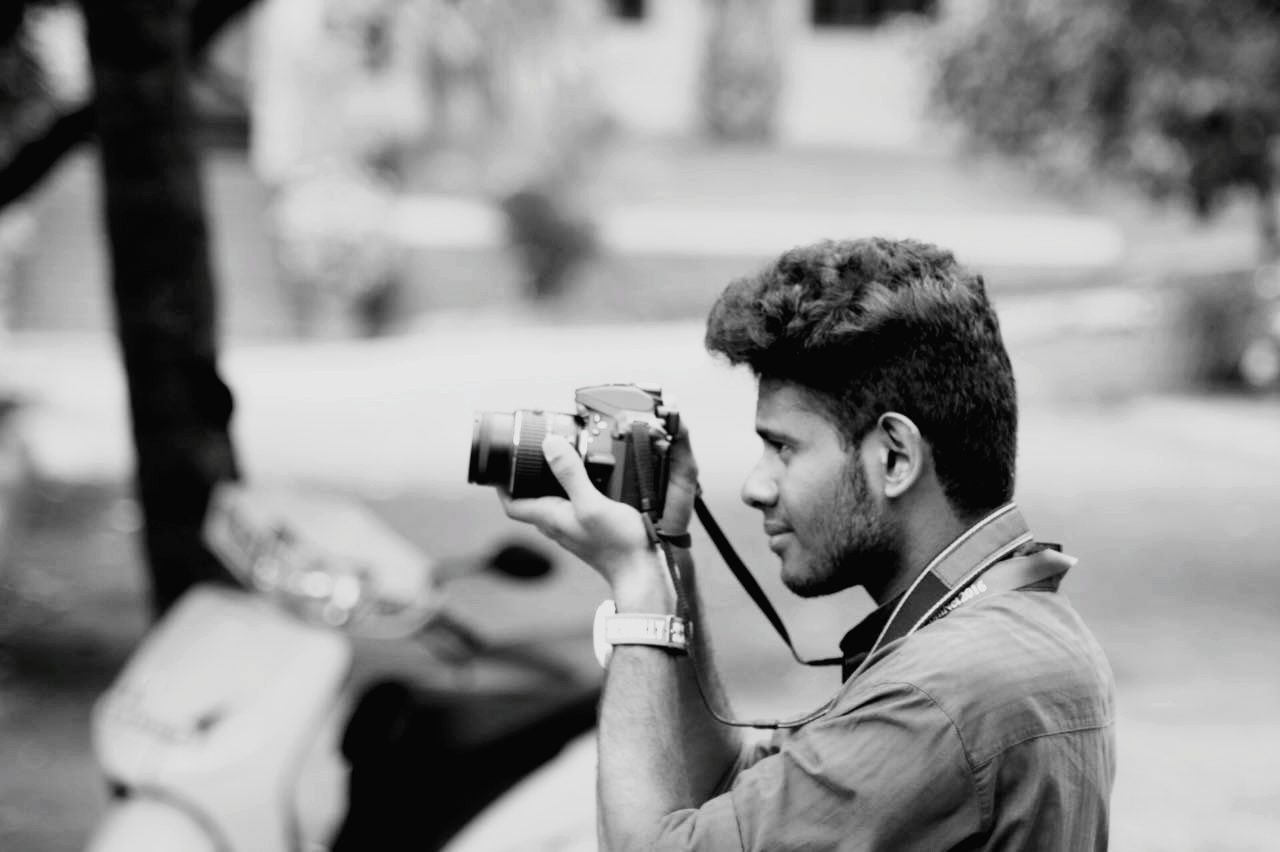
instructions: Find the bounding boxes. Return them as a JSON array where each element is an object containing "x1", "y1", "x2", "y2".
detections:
[
  {"x1": 777, "y1": 23, "x2": 933, "y2": 149},
  {"x1": 597, "y1": 0, "x2": 935, "y2": 150},
  {"x1": 595, "y1": 0, "x2": 707, "y2": 138}
]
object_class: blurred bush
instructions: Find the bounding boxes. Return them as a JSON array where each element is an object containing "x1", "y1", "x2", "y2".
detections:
[
  {"x1": 0, "y1": 2, "x2": 52, "y2": 333},
  {"x1": 500, "y1": 187, "x2": 597, "y2": 302},
  {"x1": 0, "y1": 207, "x2": 34, "y2": 331},
  {"x1": 253, "y1": 0, "x2": 431, "y2": 186},
  {"x1": 271, "y1": 168, "x2": 404, "y2": 338},
  {"x1": 253, "y1": 0, "x2": 431, "y2": 337},
  {"x1": 1173, "y1": 266, "x2": 1280, "y2": 391},
  {"x1": 929, "y1": 0, "x2": 1280, "y2": 263},
  {"x1": 254, "y1": 0, "x2": 607, "y2": 310},
  {"x1": 434, "y1": 0, "x2": 607, "y2": 300},
  {"x1": 0, "y1": 3, "x2": 52, "y2": 161}
]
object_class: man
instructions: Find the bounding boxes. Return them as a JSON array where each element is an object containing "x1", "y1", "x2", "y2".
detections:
[{"x1": 502, "y1": 237, "x2": 1116, "y2": 850}]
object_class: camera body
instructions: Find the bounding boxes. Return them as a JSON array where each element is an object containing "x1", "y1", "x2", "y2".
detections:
[{"x1": 469, "y1": 384, "x2": 679, "y2": 519}]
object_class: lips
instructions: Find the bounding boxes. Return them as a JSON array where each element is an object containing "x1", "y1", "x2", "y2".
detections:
[
  {"x1": 767, "y1": 533, "x2": 791, "y2": 554},
  {"x1": 763, "y1": 522, "x2": 792, "y2": 553}
]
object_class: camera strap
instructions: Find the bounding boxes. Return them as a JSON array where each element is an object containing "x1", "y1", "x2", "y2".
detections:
[
  {"x1": 621, "y1": 431, "x2": 1071, "y2": 727},
  {"x1": 629, "y1": 420, "x2": 664, "y2": 521},
  {"x1": 692, "y1": 495, "x2": 841, "y2": 667},
  {"x1": 682, "y1": 500, "x2": 1074, "y2": 728}
]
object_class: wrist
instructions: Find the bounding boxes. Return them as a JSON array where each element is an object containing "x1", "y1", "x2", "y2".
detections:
[{"x1": 610, "y1": 548, "x2": 678, "y2": 614}]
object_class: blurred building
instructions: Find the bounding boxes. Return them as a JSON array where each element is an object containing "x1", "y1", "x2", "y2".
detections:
[
  {"x1": 244, "y1": 0, "x2": 954, "y2": 180},
  {"x1": 596, "y1": 0, "x2": 941, "y2": 149}
]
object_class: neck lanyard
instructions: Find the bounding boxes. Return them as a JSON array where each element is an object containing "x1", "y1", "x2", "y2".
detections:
[
  {"x1": 859, "y1": 503, "x2": 1033, "y2": 670},
  {"x1": 681, "y1": 501, "x2": 1072, "y2": 729}
]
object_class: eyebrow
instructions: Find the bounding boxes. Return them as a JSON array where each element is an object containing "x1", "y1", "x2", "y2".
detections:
[{"x1": 755, "y1": 425, "x2": 795, "y2": 445}]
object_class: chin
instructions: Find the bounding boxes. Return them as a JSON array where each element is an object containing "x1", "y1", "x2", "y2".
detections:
[{"x1": 781, "y1": 559, "x2": 848, "y2": 599}]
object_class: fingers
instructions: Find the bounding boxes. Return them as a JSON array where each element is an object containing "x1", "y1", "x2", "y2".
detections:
[
  {"x1": 660, "y1": 422, "x2": 699, "y2": 534},
  {"x1": 667, "y1": 422, "x2": 699, "y2": 485},
  {"x1": 498, "y1": 434, "x2": 605, "y2": 538},
  {"x1": 499, "y1": 490, "x2": 565, "y2": 525},
  {"x1": 541, "y1": 434, "x2": 603, "y2": 505},
  {"x1": 500, "y1": 491, "x2": 576, "y2": 546}
]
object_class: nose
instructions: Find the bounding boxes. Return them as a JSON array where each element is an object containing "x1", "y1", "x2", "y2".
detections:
[{"x1": 740, "y1": 456, "x2": 777, "y2": 511}]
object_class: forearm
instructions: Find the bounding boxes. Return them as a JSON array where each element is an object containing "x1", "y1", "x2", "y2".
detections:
[{"x1": 598, "y1": 548, "x2": 743, "y2": 850}]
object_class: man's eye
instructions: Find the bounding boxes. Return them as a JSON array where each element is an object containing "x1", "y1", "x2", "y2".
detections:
[{"x1": 759, "y1": 434, "x2": 793, "y2": 459}]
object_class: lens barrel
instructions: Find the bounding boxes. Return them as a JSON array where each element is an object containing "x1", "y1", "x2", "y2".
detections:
[
  {"x1": 468, "y1": 412, "x2": 516, "y2": 488},
  {"x1": 468, "y1": 410, "x2": 579, "y2": 498}
]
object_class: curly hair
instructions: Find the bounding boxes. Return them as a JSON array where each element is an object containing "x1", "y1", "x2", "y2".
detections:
[{"x1": 704, "y1": 237, "x2": 1017, "y2": 517}]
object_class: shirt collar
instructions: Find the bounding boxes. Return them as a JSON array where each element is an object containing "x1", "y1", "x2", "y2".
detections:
[
  {"x1": 838, "y1": 503, "x2": 1031, "y2": 680},
  {"x1": 838, "y1": 594, "x2": 901, "y2": 681}
]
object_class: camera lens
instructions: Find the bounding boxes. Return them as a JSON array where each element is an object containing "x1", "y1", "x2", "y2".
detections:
[
  {"x1": 469, "y1": 412, "x2": 516, "y2": 488},
  {"x1": 468, "y1": 410, "x2": 580, "y2": 498}
]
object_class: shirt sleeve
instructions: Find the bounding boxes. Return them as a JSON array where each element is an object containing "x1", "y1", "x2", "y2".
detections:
[{"x1": 652, "y1": 680, "x2": 984, "y2": 852}]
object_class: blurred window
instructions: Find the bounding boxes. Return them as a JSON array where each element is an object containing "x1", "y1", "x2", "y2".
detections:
[
  {"x1": 812, "y1": 0, "x2": 936, "y2": 28},
  {"x1": 605, "y1": 0, "x2": 646, "y2": 21}
]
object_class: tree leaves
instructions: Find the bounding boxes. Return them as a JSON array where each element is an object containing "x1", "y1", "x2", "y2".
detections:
[{"x1": 930, "y1": 0, "x2": 1280, "y2": 235}]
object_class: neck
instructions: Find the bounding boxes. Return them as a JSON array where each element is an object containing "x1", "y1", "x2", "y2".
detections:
[{"x1": 868, "y1": 504, "x2": 974, "y2": 607}]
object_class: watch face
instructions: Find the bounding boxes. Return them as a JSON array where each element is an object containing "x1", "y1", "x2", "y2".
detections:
[{"x1": 593, "y1": 599, "x2": 617, "y2": 668}]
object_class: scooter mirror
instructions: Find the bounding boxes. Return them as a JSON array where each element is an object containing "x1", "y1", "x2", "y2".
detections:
[{"x1": 203, "y1": 482, "x2": 438, "y2": 635}]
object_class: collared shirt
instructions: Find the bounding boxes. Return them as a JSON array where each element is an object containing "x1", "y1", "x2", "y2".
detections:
[
  {"x1": 654, "y1": 515, "x2": 1116, "y2": 851},
  {"x1": 836, "y1": 593, "x2": 898, "y2": 681},
  {"x1": 837, "y1": 540, "x2": 1064, "y2": 680}
]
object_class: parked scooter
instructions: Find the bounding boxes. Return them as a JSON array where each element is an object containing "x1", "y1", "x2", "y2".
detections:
[{"x1": 86, "y1": 482, "x2": 599, "y2": 852}]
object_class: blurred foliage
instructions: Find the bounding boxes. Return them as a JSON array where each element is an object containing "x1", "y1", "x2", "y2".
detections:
[
  {"x1": 930, "y1": 0, "x2": 1280, "y2": 259},
  {"x1": 0, "y1": 2, "x2": 52, "y2": 162},
  {"x1": 251, "y1": 0, "x2": 429, "y2": 183},
  {"x1": 424, "y1": 0, "x2": 607, "y2": 299},
  {"x1": 258, "y1": 0, "x2": 606, "y2": 308},
  {"x1": 271, "y1": 167, "x2": 403, "y2": 336},
  {"x1": 1173, "y1": 265, "x2": 1280, "y2": 389},
  {"x1": 699, "y1": 0, "x2": 783, "y2": 142},
  {"x1": 500, "y1": 187, "x2": 596, "y2": 300},
  {"x1": 434, "y1": 0, "x2": 607, "y2": 184},
  {"x1": 256, "y1": 0, "x2": 425, "y2": 335},
  {"x1": 0, "y1": 1, "x2": 52, "y2": 325}
]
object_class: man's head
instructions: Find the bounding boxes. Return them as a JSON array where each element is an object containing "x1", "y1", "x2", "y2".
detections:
[{"x1": 704, "y1": 237, "x2": 1018, "y2": 599}]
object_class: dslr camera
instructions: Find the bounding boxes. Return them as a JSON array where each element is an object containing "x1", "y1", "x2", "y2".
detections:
[{"x1": 468, "y1": 384, "x2": 679, "y2": 519}]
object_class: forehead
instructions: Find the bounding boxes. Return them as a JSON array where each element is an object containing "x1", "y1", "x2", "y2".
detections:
[{"x1": 755, "y1": 379, "x2": 844, "y2": 441}]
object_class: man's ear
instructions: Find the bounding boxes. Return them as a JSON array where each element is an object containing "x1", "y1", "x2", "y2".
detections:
[{"x1": 872, "y1": 412, "x2": 925, "y2": 499}]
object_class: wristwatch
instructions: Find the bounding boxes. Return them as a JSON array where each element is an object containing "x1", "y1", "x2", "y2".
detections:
[{"x1": 592, "y1": 599, "x2": 689, "y2": 668}]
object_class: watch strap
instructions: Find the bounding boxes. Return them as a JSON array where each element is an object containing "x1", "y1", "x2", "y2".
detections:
[
  {"x1": 593, "y1": 599, "x2": 689, "y2": 667},
  {"x1": 604, "y1": 611, "x2": 688, "y2": 650}
]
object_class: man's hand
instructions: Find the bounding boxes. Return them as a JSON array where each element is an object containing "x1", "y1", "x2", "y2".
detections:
[
  {"x1": 505, "y1": 427, "x2": 741, "y2": 848},
  {"x1": 500, "y1": 426, "x2": 699, "y2": 602},
  {"x1": 656, "y1": 423, "x2": 699, "y2": 542}
]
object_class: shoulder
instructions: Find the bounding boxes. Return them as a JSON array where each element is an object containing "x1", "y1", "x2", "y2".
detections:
[
  {"x1": 838, "y1": 590, "x2": 1115, "y2": 766},
  {"x1": 719, "y1": 679, "x2": 985, "y2": 850}
]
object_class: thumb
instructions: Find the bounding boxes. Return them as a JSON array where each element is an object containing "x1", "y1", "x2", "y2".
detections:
[{"x1": 542, "y1": 434, "x2": 599, "y2": 503}]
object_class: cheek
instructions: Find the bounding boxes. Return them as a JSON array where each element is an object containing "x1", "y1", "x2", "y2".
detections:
[{"x1": 784, "y1": 465, "x2": 847, "y2": 529}]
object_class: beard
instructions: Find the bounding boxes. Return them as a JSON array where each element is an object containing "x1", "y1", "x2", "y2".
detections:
[{"x1": 783, "y1": 458, "x2": 899, "y2": 599}]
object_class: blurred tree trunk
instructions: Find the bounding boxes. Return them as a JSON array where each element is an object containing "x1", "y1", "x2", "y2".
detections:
[
  {"x1": 80, "y1": 0, "x2": 239, "y2": 616},
  {"x1": 2, "y1": 0, "x2": 258, "y2": 210}
]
